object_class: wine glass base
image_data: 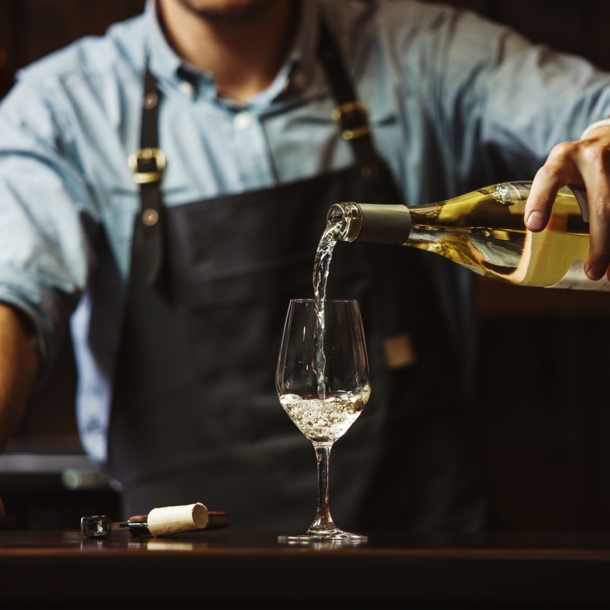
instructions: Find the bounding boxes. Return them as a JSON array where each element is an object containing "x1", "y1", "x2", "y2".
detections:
[{"x1": 278, "y1": 531, "x2": 367, "y2": 545}]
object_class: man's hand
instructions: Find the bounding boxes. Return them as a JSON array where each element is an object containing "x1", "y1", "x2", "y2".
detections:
[{"x1": 524, "y1": 126, "x2": 610, "y2": 281}]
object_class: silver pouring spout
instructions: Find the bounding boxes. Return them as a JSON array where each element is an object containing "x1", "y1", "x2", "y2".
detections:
[{"x1": 326, "y1": 202, "x2": 412, "y2": 245}]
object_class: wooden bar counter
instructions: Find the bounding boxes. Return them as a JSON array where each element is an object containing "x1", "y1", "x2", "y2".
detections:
[{"x1": 1, "y1": 530, "x2": 610, "y2": 607}]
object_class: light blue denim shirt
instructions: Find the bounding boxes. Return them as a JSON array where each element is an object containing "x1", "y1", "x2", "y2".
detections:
[{"x1": 1, "y1": 0, "x2": 609, "y2": 463}]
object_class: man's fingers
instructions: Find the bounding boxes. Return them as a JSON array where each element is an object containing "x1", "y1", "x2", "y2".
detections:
[
  {"x1": 525, "y1": 142, "x2": 582, "y2": 232},
  {"x1": 526, "y1": 132, "x2": 610, "y2": 280},
  {"x1": 570, "y1": 138, "x2": 610, "y2": 279}
]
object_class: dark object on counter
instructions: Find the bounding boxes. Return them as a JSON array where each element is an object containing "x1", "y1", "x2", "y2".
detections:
[{"x1": 0, "y1": 447, "x2": 120, "y2": 530}]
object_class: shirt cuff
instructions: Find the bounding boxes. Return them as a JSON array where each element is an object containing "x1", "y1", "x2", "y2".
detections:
[
  {"x1": 581, "y1": 117, "x2": 610, "y2": 139},
  {"x1": 0, "y1": 271, "x2": 72, "y2": 389}
]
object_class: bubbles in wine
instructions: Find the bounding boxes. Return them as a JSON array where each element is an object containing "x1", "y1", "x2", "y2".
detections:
[{"x1": 279, "y1": 386, "x2": 371, "y2": 442}]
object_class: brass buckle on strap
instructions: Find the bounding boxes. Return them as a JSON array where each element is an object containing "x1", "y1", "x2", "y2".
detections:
[
  {"x1": 128, "y1": 148, "x2": 166, "y2": 184},
  {"x1": 331, "y1": 101, "x2": 371, "y2": 141}
]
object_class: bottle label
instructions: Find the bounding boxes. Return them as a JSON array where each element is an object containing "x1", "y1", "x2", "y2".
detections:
[
  {"x1": 461, "y1": 264, "x2": 484, "y2": 276},
  {"x1": 550, "y1": 260, "x2": 610, "y2": 290}
]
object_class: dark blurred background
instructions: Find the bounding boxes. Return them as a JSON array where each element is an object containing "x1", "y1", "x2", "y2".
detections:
[{"x1": 1, "y1": 0, "x2": 610, "y2": 532}]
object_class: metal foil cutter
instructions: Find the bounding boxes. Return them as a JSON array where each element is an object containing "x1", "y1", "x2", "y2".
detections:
[{"x1": 81, "y1": 514, "x2": 149, "y2": 538}]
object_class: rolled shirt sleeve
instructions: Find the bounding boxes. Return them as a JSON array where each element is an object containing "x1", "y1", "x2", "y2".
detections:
[
  {"x1": 0, "y1": 77, "x2": 99, "y2": 381},
  {"x1": 436, "y1": 7, "x2": 610, "y2": 182},
  {"x1": 375, "y1": 2, "x2": 610, "y2": 194}
]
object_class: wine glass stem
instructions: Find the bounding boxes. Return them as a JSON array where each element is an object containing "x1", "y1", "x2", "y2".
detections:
[{"x1": 310, "y1": 442, "x2": 335, "y2": 531}]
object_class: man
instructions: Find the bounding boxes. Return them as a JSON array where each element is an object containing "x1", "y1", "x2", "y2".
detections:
[{"x1": 0, "y1": 0, "x2": 609, "y2": 531}]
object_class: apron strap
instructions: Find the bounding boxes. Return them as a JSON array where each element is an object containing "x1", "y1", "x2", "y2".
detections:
[
  {"x1": 128, "y1": 69, "x2": 166, "y2": 287},
  {"x1": 316, "y1": 19, "x2": 404, "y2": 206}
]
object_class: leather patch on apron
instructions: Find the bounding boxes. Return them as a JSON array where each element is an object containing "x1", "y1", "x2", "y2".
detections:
[{"x1": 383, "y1": 332, "x2": 417, "y2": 369}]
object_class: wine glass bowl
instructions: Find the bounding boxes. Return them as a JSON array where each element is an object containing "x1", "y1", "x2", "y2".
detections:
[{"x1": 276, "y1": 299, "x2": 370, "y2": 543}]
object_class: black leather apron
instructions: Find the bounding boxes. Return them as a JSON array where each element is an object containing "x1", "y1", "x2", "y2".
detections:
[{"x1": 107, "y1": 22, "x2": 489, "y2": 531}]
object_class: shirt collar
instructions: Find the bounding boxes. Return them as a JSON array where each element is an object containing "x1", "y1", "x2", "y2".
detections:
[
  {"x1": 145, "y1": 0, "x2": 186, "y2": 90},
  {"x1": 144, "y1": 0, "x2": 322, "y2": 108}
]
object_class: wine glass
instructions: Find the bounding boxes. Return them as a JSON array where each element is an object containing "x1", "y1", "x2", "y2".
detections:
[{"x1": 276, "y1": 299, "x2": 371, "y2": 543}]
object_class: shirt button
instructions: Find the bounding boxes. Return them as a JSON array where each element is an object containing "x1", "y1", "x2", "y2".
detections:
[
  {"x1": 179, "y1": 81, "x2": 194, "y2": 97},
  {"x1": 142, "y1": 208, "x2": 159, "y2": 226},
  {"x1": 234, "y1": 111, "x2": 253, "y2": 130}
]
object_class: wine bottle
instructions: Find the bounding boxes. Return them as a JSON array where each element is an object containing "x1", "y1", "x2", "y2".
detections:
[{"x1": 326, "y1": 181, "x2": 610, "y2": 290}]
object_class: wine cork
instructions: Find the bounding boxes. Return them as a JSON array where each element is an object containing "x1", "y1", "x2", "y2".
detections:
[{"x1": 147, "y1": 502, "x2": 209, "y2": 537}]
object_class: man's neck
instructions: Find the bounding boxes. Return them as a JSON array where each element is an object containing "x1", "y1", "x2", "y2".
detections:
[{"x1": 157, "y1": 0, "x2": 298, "y2": 103}]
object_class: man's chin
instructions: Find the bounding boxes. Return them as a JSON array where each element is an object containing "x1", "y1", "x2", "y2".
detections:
[{"x1": 175, "y1": 0, "x2": 279, "y2": 22}]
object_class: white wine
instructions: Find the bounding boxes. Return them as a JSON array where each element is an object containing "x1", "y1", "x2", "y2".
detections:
[
  {"x1": 327, "y1": 182, "x2": 610, "y2": 290},
  {"x1": 279, "y1": 385, "x2": 371, "y2": 443}
]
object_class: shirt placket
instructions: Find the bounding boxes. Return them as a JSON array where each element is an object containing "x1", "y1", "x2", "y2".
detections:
[{"x1": 228, "y1": 107, "x2": 276, "y2": 190}]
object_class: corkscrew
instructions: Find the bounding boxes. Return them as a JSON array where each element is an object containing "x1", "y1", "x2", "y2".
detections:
[{"x1": 81, "y1": 503, "x2": 228, "y2": 538}]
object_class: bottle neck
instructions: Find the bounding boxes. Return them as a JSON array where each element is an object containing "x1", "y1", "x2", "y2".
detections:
[{"x1": 328, "y1": 202, "x2": 413, "y2": 245}]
